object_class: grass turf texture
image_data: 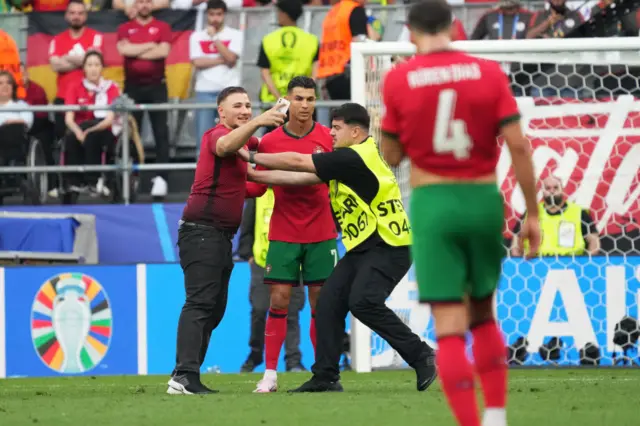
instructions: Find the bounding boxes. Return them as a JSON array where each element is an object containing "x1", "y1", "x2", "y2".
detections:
[{"x1": 1, "y1": 369, "x2": 638, "y2": 426}]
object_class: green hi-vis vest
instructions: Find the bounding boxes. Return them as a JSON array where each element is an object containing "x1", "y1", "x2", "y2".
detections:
[
  {"x1": 253, "y1": 188, "x2": 275, "y2": 268},
  {"x1": 259, "y1": 26, "x2": 318, "y2": 103},
  {"x1": 330, "y1": 137, "x2": 411, "y2": 252},
  {"x1": 524, "y1": 201, "x2": 586, "y2": 256}
]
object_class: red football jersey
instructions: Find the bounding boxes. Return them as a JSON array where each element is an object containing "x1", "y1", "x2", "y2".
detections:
[
  {"x1": 258, "y1": 123, "x2": 337, "y2": 244},
  {"x1": 49, "y1": 28, "x2": 103, "y2": 99},
  {"x1": 64, "y1": 79, "x2": 120, "y2": 125},
  {"x1": 381, "y1": 50, "x2": 520, "y2": 178}
]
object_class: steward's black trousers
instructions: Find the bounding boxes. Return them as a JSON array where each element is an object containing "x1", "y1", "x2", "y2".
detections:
[
  {"x1": 174, "y1": 221, "x2": 234, "y2": 374},
  {"x1": 312, "y1": 243, "x2": 429, "y2": 381}
]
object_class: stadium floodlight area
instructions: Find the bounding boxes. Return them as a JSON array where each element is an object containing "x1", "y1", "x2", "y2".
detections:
[{"x1": 349, "y1": 38, "x2": 640, "y2": 373}]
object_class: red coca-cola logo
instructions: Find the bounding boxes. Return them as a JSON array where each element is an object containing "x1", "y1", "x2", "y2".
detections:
[{"x1": 499, "y1": 97, "x2": 640, "y2": 237}]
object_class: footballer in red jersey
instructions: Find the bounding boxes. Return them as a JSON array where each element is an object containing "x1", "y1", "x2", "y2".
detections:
[
  {"x1": 247, "y1": 76, "x2": 337, "y2": 393},
  {"x1": 380, "y1": 1, "x2": 540, "y2": 425}
]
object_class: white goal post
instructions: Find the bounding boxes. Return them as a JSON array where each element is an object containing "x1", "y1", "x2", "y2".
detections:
[{"x1": 348, "y1": 38, "x2": 640, "y2": 373}]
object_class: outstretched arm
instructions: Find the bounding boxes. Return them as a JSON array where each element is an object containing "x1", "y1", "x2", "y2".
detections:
[
  {"x1": 249, "y1": 151, "x2": 317, "y2": 173},
  {"x1": 248, "y1": 166, "x2": 321, "y2": 186}
]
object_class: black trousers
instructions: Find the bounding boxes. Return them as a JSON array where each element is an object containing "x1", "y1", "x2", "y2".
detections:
[
  {"x1": 248, "y1": 261, "x2": 304, "y2": 367},
  {"x1": 312, "y1": 244, "x2": 428, "y2": 382},
  {"x1": 64, "y1": 120, "x2": 114, "y2": 186},
  {"x1": 174, "y1": 222, "x2": 234, "y2": 374},
  {"x1": 53, "y1": 97, "x2": 66, "y2": 141},
  {"x1": 325, "y1": 73, "x2": 351, "y2": 101},
  {"x1": 124, "y1": 81, "x2": 169, "y2": 180},
  {"x1": 0, "y1": 123, "x2": 29, "y2": 161}
]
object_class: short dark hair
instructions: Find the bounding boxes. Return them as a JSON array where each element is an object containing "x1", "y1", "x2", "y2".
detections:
[
  {"x1": 287, "y1": 76, "x2": 316, "y2": 93},
  {"x1": 275, "y1": 0, "x2": 303, "y2": 22},
  {"x1": 67, "y1": 0, "x2": 86, "y2": 9},
  {"x1": 331, "y1": 103, "x2": 370, "y2": 130},
  {"x1": 207, "y1": 0, "x2": 227, "y2": 12},
  {"x1": 407, "y1": 0, "x2": 453, "y2": 35},
  {"x1": 217, "y1": 86, "x2": 248, "y2": 105},
  {"x1": 83, "y1": 50, "x2": 104, "y2": 68}
]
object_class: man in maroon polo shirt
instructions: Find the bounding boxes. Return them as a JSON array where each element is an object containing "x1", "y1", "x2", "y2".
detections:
[
  {"x1": 167, "y1": 86, "x2": 286, "y2": 395},
  {"x1": 116, "y1": 0, "x2": 171, "y2": 200}
]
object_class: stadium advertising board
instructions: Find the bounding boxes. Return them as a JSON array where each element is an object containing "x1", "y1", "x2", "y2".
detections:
[
  {"x1": 2, "y1": 266, "x2": 139, "y2": 377},
  {"x1": 1, "y1": 258, "x2": 638, "y2": 377},
  {"x1": 376, "y1": 257, "x2": 640, "y2": 368}
]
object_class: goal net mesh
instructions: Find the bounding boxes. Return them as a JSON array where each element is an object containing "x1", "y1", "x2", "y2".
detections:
[{"x1": 359, "y1": 44, "x2": 640, "y2": 369}]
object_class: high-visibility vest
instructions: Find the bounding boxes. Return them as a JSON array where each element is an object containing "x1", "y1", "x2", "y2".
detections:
[
  {"x1": 0, "y1": 29, "x2": 25, "y2": 99},
  {"x1": 252, "y1": 189, "x2": 275, "y2": 268},
  {"x1": 259, "y1": 26, "x2": 318, "y2": 103},
  {"x1": 317, "y1": 0, "x2": 359, "y2": 79},
  {"x1": 330, "y1": 137, "x2": 411, "y2": 252},
  {"x1": 523, "y1": 201, "x2": 586, "y2": 256}
]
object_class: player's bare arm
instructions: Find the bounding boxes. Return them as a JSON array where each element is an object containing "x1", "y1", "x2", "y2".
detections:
[
  {"x1": 502, "y1": 121, "x2": 541, "y2": 258},
  {"x1": 381, "y1": 132, "x2": 405, "y2": 167},
  {"x1": 247, "y1": 166, "x2": 321, "y2": 186},
  {"x1": 248, "y1": 151, "x2": 317, "y2": 174}
]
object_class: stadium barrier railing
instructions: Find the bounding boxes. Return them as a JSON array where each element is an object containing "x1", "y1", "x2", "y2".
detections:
[{"x1": 0, "y1": 98, "x2": 347, "y2": 204}]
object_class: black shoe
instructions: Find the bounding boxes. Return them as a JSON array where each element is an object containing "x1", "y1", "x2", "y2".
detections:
[
  {"x1": 286, "y1": 363, "x2": 307, "y2": 372},
  {"x1": 240, "y1": 355, "x2": 262, "y2": 373},
  {"x1": 288, "y1": 376, "x2": 344, "y2": 393},
  {"x1": 414, "y1": 352, "x2": 437, "y2": 392},
  {"x1": 167, "y1": 372, "x2": 218, "y2": 395}
]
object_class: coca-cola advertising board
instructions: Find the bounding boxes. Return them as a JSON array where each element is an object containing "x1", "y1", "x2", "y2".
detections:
[{"x1": 499, "y1": 96, "x2": 640, "y2": 237}]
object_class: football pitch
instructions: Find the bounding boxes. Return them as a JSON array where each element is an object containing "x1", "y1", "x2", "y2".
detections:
[{"x1": 1, "y1": 369, "x2": 639, "y2": 426}]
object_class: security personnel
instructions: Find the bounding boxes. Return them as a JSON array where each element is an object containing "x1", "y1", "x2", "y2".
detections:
[
  {"x1": 257, "y1": 0, "x2": 319, "y2": 117},
  {"x1": 511, "y1": 175, "x2": 600, "y2": 256},
  {"x1": 236, "y1": 189, "x2": 306, "y2": 372},
  {"x1": 242, "y1": 102, "x2": 437, "y2": 393},
  {"x1": 317, "y1": 0, "x2": 368, "y2": 100}
]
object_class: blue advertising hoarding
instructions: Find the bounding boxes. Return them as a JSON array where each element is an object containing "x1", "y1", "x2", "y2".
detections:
[
  {"x1": 1, "y1": 256, "x2": 639, "y2": 377},
  {"x1": 145, "y1": 263, "x2": 315, "y2": 374},
  {"x1": 3, "y1": 265, "x2": 139, "y2": 377}
]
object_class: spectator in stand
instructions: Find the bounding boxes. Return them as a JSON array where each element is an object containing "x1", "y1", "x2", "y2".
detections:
[
  {"x1": 526, "y1": 0, "x2": 585, "y2": 98},
  {"x1": 0, "y1": 71, "x2": 33, "y2": 169},
  {"x1": 113, "y1": 0, "x2": 168, "y2": 19},
  {"x1": 258, "y1": 0, "x2": 318, "y2": 132},
  {"x1": 471, "y1": 0, "x2": 532, "y2": 40},
  {"x1": 117, "y1": 0, "x2": 171, "y2": 200},
  {"x1": 21, "y1": 62, "x2": 58, "y2": 193},
  {"x1": 189, "y1": 0, "x2": 243, "y2": 155},
  {"x1": 471, "y1": 0, "x2": 533, "y2": 97},
  {"x1": 397, "y1": 14, "x2": 467, "y2": 42},
  {"x1": 49, "y1": 0, "x2": 103, "y2": 140},
  {"x1": 63, "y1": 51, "x2": 120, "y2": 197},
  {"x1": 510, "y1": 176, "x2": 600, "y2": 257},
  {"x1": 0, "y1": 29, "x2": 25, "y2": 100},
  {"x1": 317, "y1": 0, "x2": 369, "y2": 101}
]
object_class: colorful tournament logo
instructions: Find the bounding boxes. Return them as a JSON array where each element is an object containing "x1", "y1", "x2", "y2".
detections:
[{"x1": 30, "y1": 273, "x2": 113, "y2": 374}]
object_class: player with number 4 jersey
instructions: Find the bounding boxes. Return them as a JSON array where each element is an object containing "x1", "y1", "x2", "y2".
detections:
[{"x1": 380, "y1": 1, "x2": 540, "y2": 426}]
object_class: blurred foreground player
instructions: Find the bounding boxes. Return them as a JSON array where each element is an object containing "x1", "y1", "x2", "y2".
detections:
[
  {"x1": 380, "y1": 1, "x2": 541, "y2": 425},
  {"x1": 241, "y1": 103, "x2": 437, "y2": 393},
  {"x1": 168, "y1": 87, "x2": 285, "y2": 395},
  {"x1": 247, "y1": 76, "x2": 337, "y2": 393}
]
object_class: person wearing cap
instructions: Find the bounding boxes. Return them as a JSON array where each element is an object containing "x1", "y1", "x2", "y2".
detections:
[
  {"x1": 189, "y1": 0, "x2": 244, "y2": 156},
  {"x1": 257, "y1": 0, "x2": 319, "y2": 133},
  {"x1": 471, "y1": 0, "x2": 533, "y2": 41}
]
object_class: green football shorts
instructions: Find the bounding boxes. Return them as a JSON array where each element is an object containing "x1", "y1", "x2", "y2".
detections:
[
  {"x1": 410, "y1": 183, "x2": 505, "y2": 303},
  {"x1": 264, "y1": 239, "x2": 338, "y2": 286}
]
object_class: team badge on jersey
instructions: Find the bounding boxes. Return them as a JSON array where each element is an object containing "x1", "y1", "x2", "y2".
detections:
[{"x1": 313, "y1": 145, "x2": 324, "y2": 154}]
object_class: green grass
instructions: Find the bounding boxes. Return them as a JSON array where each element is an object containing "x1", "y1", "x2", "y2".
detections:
[{"x1": 1, "y1": 369, "x2": 639, "y2": 426}]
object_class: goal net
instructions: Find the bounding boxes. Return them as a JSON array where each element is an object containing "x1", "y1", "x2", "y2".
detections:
[{"x1": 348, "y1": 38, "x2": 640, "y2": 372}]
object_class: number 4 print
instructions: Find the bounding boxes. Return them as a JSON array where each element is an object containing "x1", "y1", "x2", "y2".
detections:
[{"x1": 434, "y1": 89, "x2": 472, "y2": 160}]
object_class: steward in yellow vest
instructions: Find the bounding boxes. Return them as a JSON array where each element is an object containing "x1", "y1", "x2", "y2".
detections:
[
  {"x1": 512, "y1": 176, "x2": 600, "y2": 256},
  {"x1": 243, "y1": 102, "x2": 437, "y2": 392},
  {"x1": 258, "y1": 0, "x2": 319, "y2": 104}
]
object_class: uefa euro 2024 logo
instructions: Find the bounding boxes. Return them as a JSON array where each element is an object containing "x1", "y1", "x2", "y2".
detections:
[{"x1": 30, "y1": 273, "x2": 113, "y2": 374}]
